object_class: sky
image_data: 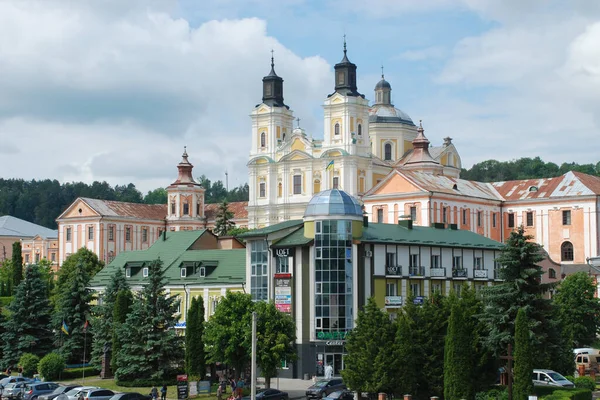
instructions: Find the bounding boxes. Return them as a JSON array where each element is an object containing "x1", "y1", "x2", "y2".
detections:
[{"x1": 1, "y1": 0, "x2": 600, "y2": 193}]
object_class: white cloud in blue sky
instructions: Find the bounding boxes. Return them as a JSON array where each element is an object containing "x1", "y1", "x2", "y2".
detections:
[{"x1": 0, "y1": 0, "x2": 600, "y2": 193}]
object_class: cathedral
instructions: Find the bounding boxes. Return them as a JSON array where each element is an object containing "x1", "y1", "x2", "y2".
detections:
[{"x1": 247, "y1": 43, "x2": 461, "y2": 229}]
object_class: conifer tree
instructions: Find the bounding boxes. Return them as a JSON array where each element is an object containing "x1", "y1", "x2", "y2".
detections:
[
  {"x1": 514, "y1": 308, "x2": 534, "y2": 400},
  {"x1": 342, "y1": 298, "x2": 394, "y2": 394},
  {"x1": 111, "y1": 289, "x2": 132, "y2": 373},
  {"x1": 54, "y1": 260, "x2": 93, "y2": 363},
  {"x1": 391, "y1": 314, "x2": 420, "y2": 398},
  {"x1": 115, "y1": 259, "x2": 182, "y2": 382},
  {"x1": 419, "y1": 292, "x2": 449, "y2": 398},
  {"x1": 213, "y1": 200, "x2": 235, "y2": 236},
  {"x1": 2, "y1": 265, "x2": 53, "y2": 367},
  {"x1": 90, "y1": 268, "x2": 129, "y2": 368},
  {"x1": 11, "y1": 242, "x2": 23, "y2": 292},
  {"x1": 53, "y1": 248, "x2": 103, "y2": 307},
  {"x1": 185, "y1": 296, "x2": 206, "y2": 378},
  {"x1": 444, "y1": 302, "x2": 474, "y2": 400}
]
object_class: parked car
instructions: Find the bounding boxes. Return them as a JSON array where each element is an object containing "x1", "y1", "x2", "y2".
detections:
[
  {"x1": 532, "y1": 369, "x2": 574, "y2": 388},
  {"x1": 108, "y1": 394, "x2": 150, "y2": 400},
  {"x1": 2, "y1": 382, "x2": 31, "y2": 400},
  {"x1": 242, "y1": 389, "x2": 289, "y2": 400},
  {"x1": 39, "y1": 386, "x2": 81, "y2": 400},
  {"x1": 77, "y1": 389, "x2": 115, "y2": 400},
  {"x1": 0, "y1": 378, "x2": 30, "y2": 391},
  {"x1": 324, "y1": 391, "x2": 354, "y2": 400},
  {"x1": 55, "y1": 387, "x2": 99, "y2": 400},
  {"x1": 22, "y1": 383, "x2": 60, "y2": 400},
  {"x1": 306, "y1": 379, "x2": 346, "y2": 400}
]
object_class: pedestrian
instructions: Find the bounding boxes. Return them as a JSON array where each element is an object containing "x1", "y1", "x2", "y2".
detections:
[
  {"x1": 230, "y1": 377, "x2": 236, "y2": 394},
  {"x1": 324, "y1": 364, "x2": 333, "y2": 379},
  {"x1": 236, "y1": 378, "x2": 244, "y2": 398},
  {"x1": 150, "y1": 386, "x2": 158, "y2": 400},
  {"x1": 217, "y1": 383, "x2": 223, "y2": 400},
  {"x1": 160, "y1": 385, "x2": 167, "y2": 400}
]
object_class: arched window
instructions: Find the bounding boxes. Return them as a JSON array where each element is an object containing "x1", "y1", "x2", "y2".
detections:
[
  {"x1": 358, "y1": 124, "x2": 362, "y2": 136},
  {"x1": 549, "y1": 268, "x2": 557, "y2": 279},
  {"x1": 313, "y1": 179, "x2": 321, "y2": 194},
  {"x1": 260, "y1": 132, "x2": 266, "y2": 147},
  {"x1": 384, "y1": 143, "x2": 392, "y2": 161},
  {"x1": 334, "y1": 123, "x2": 340, "y2": 135},
  {"x1": 277, "y1": 183, "x2": 282, "y2": 198},
  {"x1": 561, "y1": 241, "x2": 574, "y2": 261},
  {"x1": 282, "y1": 133, "x2": 286, "y2": 141}
]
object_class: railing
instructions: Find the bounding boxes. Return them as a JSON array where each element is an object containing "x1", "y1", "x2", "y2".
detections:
[
  {"x1": 386, "y1": 265, "x2": 402, "y2": 276},
  {"x1": 452, "y1": 268, "x2": 468, "y2": 278},
  {"x1": 430, "y1": 267, "x2": 446, "y2": 277},
  {"x1": 409, "y1": 265, "x2": 425, "y2": 277},
  {"x1": 473, "y1": 269, "x2": 488, "y2": 279}
]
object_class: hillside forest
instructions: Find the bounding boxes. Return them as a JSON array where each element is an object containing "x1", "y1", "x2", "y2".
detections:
[{"x1": 1, "y1": 157, "x2": 599, "y2": 230}]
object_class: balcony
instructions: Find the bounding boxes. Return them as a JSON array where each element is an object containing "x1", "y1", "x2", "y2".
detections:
[
  {"x1": 452, "y1": 268, "x2": 468, "y2": 278},
  {"x1": 409, "y1": 265, "x2": 425, "y2": 278},
  {"x1": 473, "y1": 269, "x2": 488, "y2": 279},
  {"x1": 386, "y1": 265, "x2": 402, "y2": 276},
  {"x1": 430, "y1": 267, "x2": 446, "y2": 278}
]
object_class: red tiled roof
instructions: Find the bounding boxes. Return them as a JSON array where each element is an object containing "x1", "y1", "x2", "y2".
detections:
[
  {"x1": 491, "y1": 171, "x2": 600, "y2": 201},
  {"x1": 82, "y1": 198, "x2": 167, "y2": 220},
  {"x1": 572, "y1": 171, "x2": 600, "y2": 194},
  {"x1": 205, "y1": 201, "x2": 248, "y2": 222}
]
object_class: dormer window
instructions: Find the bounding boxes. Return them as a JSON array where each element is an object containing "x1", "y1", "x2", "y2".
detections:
[
  {"x1": 126, "y1": 267, "x2": 131, "y2": 278},
  {"x1": 181, "y1": 268, "x2": 187, "y2": 278},
  {"x1": 199, "y1": 266, "x2": 206, "y2": 277},
  {"x1": 529, "y1": 186, "x2": 538, "y2": 192},
  {"x1": 143, "y1": 267, "x2": 149, "y2": 277}
]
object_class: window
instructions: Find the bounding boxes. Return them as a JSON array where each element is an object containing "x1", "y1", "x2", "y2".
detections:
[
  {"x1": 276, "y1": 256, "x2": 290, "y2": 274},
  {"x1": 442, "y1": 207, "x2": 448, "y2": 224},
  {"x1": 562, "y1": 210, "x2": 571, "y2": 225},
  {"x1": 313, "y1": 180, "x2": 321, "y2": 194},
  {"x1": 108, "y1": 251, "x2": 114, "y2": 263},
  {"x1": 386, "y1": 252, "x2": 396, "y2": 267},
  {"x1": 453, "y1": 283, "x2": 462, "y2": 297},
  {"x1": 549, "y1": 268, "x2": 557, "y2": 279},
  {"x1": 25, "y1": 254, "x2": 30, "y2": 264},
  {"x1": 88, "y1": 226, "x2": 94, "y2": 240},
  {"x1": 183, "y1": 202, "x2": 189, "y2": 215},
  {"x1": 256, "y1": 182, "x2": 265, "y2": 199},
  {"x1": 386, "y1": 283, "x2": 397, "y2": 296},
  {"x1": 462, "y1": 209, "x2": 467, "y2": 225},
  {"x1": 410, "y1": 254, "x2": 419, "y2": 267},
  {"x1": 35, "y1": 253, "x2": 40, "y2": 263},
  {"x1": 250, "y1": 241, "x2": 269, "y2": 301},
  {"x1": 332, "y1": 176, "x2": 339, "y2": 189},
  {"x1": 143, "y1": 267, "x2": 149, "y2": 277},
  {"x1": 384, "y1": 143, "x2": 392, "y2": 161},
  {"x1": 358, "y1": 124, "x2": 362, "y2": 135},
  {"x1": 108, "y1": 225, "x2": 114, "y2": 241},
  {"x1": 410, "y1": 206, "x2": 417, "y2": 222},
  {"x1": 142, "y1": 227, "x2": 148, "y2": 243},
  {"x1": 334, "y1": 123, "x2": 340, "y2": 135},
  {"x1": 452, "y1": 256, "x2": 462, "y2": 269},
  {"x1": 181, "y1": 268, "x2": 187, "y2": 278},
  {"x1": 431, "y1": 283, "x2": 442, "y2": 294},
  {"x1": 337, "y1": 72, "x2": 344, "y2": 85},
  {"x1": 410, "y1": 283, "x2": 421, "y2": 297},
  {"x1": 197, "y1": 202, "x2": 201, "y2": 216},
  {"x1": 431, "y1": 255, "x2": 440, "y2": 269},
  {"x1": 171, "y1": 202, "x2": 176, "y2": 215},
  {"x1": 199, "y1": 266, "x2": 206, "y2": 277},
  {"x1": 66, "y1": 227, "x2": 72, "y2": 242},
  {"x1": 260, "y1": 132, "x2": 266, "y2": 147},
  {"x1": 492, "y1": 213, "x2": 497, "y2": 228},
  {"x1": 293, "y1": 175, "x2": 302, "y2": 194},
  {"x1": 211, "y1": 297, "x2": 218, "y2": 315},
  {"x1": 524, "y1": 211, "x2": 533, "y2": 227},
  {"x1": 125, "y1": 227, "x2": 131, "y2": 242},
  {"x1": 508, "y1": 213, "x2": 515, "y2": 228},
  {"x1": 377, "y1": 209, "x2": 384, "y2": 223},
  {"x1": 51, "y1": 252, "x2": 56, "y2": 262},
  {"x1": 561, "y1": 241, "x2": 574, "y2": 261},
  {"x1": 474, "y1": 257, "x2": 483, "y2": 270},
  {"x1": 278, "y1": 183, "x2": 282, "y2": 197},
  {"x1": 477, "y1": 211, "x2": 482, "y2": 227}
]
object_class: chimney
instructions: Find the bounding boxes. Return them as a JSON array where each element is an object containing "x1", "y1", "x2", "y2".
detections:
[{"x1": 363, "y1": 215, "x2": 369, "y2": 227}]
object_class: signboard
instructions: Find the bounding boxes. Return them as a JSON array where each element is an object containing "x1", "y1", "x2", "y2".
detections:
[
  {"x1": 197, "y1": 381, "x2": 211, "y2": 395},
  {"x1": 177, "y1": 375, "x2": 188, "y2": 400},
  {"x1": 274, "y1": 277, "x2": 292, "y2": 314},
  {"x1": 189, "y1": 382, "x2": 198, "y2": 397},
  {"x1": 474, "y1": 270, "x2": 488, "y2": 278},
  {"x1": 275, "y1": 248, "x2": 291, "y2": 258},
  {"x1": 413, "y1": 296, "x2": 424, "y2": 305},
  {"x1": 386, "y1": 265, "x2": 403, "y2": 276},
  {"x1": 316, "y1": 331, "x2": 349, "y2": 340},
  {"x1": 325, "y1": 341, "x2": 345, "y2": 346},
  {"x1": 385, "y1": 296, "x2": 403, "y2": 307}
]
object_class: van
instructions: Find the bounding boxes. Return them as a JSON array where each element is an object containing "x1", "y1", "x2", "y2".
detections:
[
  {"x1": 532, "y1": 369, "x2": 574, "y2": 388},
  {"x1": 575, "y1": 350, "x2": 600, "y2": 373},
  {"x1": 573, "y1": 348, "x2": 598, "y2": 356}
]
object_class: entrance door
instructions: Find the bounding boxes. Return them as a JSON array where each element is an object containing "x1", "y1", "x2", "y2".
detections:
[{"x1": 324, "y1": 353, "x2": 344, "y2": 376}]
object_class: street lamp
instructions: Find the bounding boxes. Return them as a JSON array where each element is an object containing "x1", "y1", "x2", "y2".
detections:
[{"x1": 251, "y1": 311, "x2": 257, "y2": 400}]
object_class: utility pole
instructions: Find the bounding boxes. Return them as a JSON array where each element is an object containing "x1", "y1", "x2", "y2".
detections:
[
  {"x1": 501, "y1": 343, "x2": 514, "y2": 400},
  {"x1": 251, "y1": 311, "x2": 257, "y2": 400}
]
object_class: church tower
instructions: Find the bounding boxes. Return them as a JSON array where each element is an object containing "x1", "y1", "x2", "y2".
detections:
[{"x1": 166, "y1": 147, "x2": 206, "y2": 230}]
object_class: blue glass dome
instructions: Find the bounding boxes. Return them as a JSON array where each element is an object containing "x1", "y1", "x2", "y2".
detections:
[{"x1": 304, "y1": 189, "x2": 363, "y2": 218}]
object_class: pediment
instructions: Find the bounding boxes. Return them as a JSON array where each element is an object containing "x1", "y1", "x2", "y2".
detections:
[
  {"x1": 320, "y1": 148, "x2": 348, "y2": 158},
  {"x1": 57, "y1": 198, "x2": 101, "y2": 220},
  {"x1": 328, "y1": 92, "x2": 346, "y2": 104},
  {"x1": 279, "y1": 149, "x2": 314, "y2": 162},
  {"x1": 247, "y1": 156, "x2": 275, "y2": 166},
  {"x1": 365, "y1": 170, "x2": 424, "y2": 196}
]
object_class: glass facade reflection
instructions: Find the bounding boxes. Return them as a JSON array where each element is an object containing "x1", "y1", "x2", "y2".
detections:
[
  {"x1": 314, "y1": 220, "x2": 353, "y2": 335},
  {"x1": 251, "y1": 240, "x2": 268, "y2": 301}
]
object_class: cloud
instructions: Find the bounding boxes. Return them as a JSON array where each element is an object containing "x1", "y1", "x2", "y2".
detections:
[{"x1": 398, "y1": 47, "x2": 446, "y2": 62}]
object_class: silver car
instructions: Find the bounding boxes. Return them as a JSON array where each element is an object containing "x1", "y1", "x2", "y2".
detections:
[
  {"x1": 2, "y1": 382, "x2": 30, "y2": 400},
  {"x1": 38, "y1": 386, "x2": 81, "y2": 400},
  {"x1": 77, "y1": 389, "x2": 114, "y2": 400},
  {"x1": 22, "y1": 383, "x2": 60, "y2": 400},
  {"x1": 55, "y1": 387, "x2": 99, "y2": 400}
]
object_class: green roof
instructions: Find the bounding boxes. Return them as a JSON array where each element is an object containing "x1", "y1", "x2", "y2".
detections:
[
  {"x1": 272, "y1": 227, "x2": 313, "y2": 248},
  {"x1": 167, "y1": 250, "x2": 245, "y2": 285},
  {"x1": 361, "y1": 223, "x2": 503, "y2": 249},
  {"x1": 238, "y1": 219, "x2": 303, "y2": 238}
]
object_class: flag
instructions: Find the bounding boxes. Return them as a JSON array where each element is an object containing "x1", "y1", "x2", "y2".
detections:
[
  {"x1": 61, "y1": 321, "x2": 69, "y2": 335},
  {"x1": 326, "y1": 160, "x2": 334, "y2": 171},
  {"x1": 83, "y1": 320, "x2": 90, "y2": 333}
]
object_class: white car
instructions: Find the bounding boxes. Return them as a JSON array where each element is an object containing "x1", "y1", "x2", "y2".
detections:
[{"x1": 55, "y1": 387, "x2": 99, "y2": 400}]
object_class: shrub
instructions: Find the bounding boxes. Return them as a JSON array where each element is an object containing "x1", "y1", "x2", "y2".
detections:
[
  {"x1": 18, "y1": 353, "x2": 40, "y2": 377},
  {"x1": 574, "y1": 377, "x2": 596, "y2": 391},
  {"x1": 60, "y1": 366, "x2": 100, "y2": 380},
  {"x1": 475, "y1": 387, "x2": 508, "y2": 400},
  {"x1": 0, "y1": 297, "x2": 13, "y2": 307},
  {"x1": 38, "y1": 353, "x2": 65, "y2": 381},
  {"x1": 542, "y1": 389, "x2": 592, "y2": 400},
  {"x1": 116, "y1": 378, "x2": 178, "y2": 388}
]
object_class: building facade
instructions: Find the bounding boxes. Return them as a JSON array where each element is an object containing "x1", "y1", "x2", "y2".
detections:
[
  {"x1": 0, "y1": 215, "x2": 58, "y2": 267},
  {"x1": 241, "y1": 189, "x2": 503, "y2": 379},
  {"x1": 56, "y1": 149, "x2": 248, "y2": 266}
]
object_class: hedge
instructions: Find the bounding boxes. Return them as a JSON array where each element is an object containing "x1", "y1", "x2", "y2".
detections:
[
  {"x1": 116, "y1": 379, "x2": 178, "y2": 388},
  {"x1": 60, "y1": 366, "x2": 100, "y2": 380},
  {"x1": 542, "y1": 389, "x2": 592, "y2": 400},
  {"x1": 573, "y1": 377, "x2": 596, "y2": 391},
  {"x1": 475, "y1": 387, "x2": 508, "y2": 400}
]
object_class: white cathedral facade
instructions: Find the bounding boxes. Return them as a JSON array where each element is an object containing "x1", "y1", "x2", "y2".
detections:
[{"x1": 247, "y1": 45, "x2": 462, "y2": 228}]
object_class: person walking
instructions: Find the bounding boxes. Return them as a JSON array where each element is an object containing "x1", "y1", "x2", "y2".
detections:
[
  {"x1": 235, "y1": 378, "x2": 244, "y2": 398},
  {"x1": 217, "y1": 382, "x2": 223, "y2": 400},
  {"x1": 150, "y1": 386, "x2": 158, "y2": 400},
  {"x1": 160, "y1": 385, "x2": 167, "y2": 400}
]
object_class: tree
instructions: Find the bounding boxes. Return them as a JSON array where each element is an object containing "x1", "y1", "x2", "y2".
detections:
[
  {"x1": 185, "y1": 296, "x2": 206, "y2": 378},
  {"x1": 514, "y1": 308, "x2": 534, "y2": 400},
  {"x1": 115, "y1": 259, "x2": 182, "y2": 382},
  {"x1": 444, "y1": 302, "x2": 475, "y2": 400},
  {"x1": 0, "y1": 260, "x2": 13, "y2": 297},
  {"x1": 419, "y1": 292, "x2": 449, "y2": 398},
  {"x1": 11, "y1": 242, "x2": 23, "y2": 292},
  {"x1": 2, "y1": 264, "x2": 53, "y2": 367},
  {"x1": 553, "y1": 272, "x2": 600, "y2": 347},
  {"x1": 144, "y1": 188, "x2": 168, "y2": 205},
  {"x1": 54, "y1": 248, "x2": 103, "y2": 307},
  {"x1": 342, "y1": 297, "x2": 395, "y2": 394},
  {"x1": 18, "y1": 353, "x2": 40, "y2": 377},
  {"x1": 54, "y1": 260, "x2": 93, "y2": 363},
  {"x1": 111, "y1": 289, "x2": 133, "y2": 373},
  {"x1": 392, "y1": 313, "x2": 420, "y2": 398},
  {"x1": 214, "y1": 200, "x2": 235, "y2": 236},
  {"x1": 90, "y1": 268, "x2": 130, "y2": 369},
  {"x1": 204, "y1": 292, "x2": 253, "y2": 378},
  {"x1": 254, "y1": 301, "x2": 297, "y2": 388},
  {"x1": 38, "y1": 353, "x2": 65, "y2": 381}
]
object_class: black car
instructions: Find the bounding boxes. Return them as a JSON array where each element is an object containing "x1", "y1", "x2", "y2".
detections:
[
  {"x1": 108, "y1": 393, "x2": 151, "y2": 400},
  {"x1": 242, "y1": 389, "x2": 289, "y2": 400},
  {"x1": 39, "y1": 386, "x2": 82, "y2": 400},
  {"x1": 324, "y1": 391, "x2": 354, "y2": 400},
  {"x1": 306, "y1": 379, "x2": 346, "y2": 400}
]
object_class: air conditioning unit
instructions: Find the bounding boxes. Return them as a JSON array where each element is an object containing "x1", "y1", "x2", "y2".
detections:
[{"x1": 365, "y1": 250, "x2": 373, "y2": 258}]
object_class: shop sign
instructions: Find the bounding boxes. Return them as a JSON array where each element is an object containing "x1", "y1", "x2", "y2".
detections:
[
  {"x1": 275, "y1": 248, "x2": 291, "y2": 258},
  {"x1": 386, "y1": 265, "x2": 403, "y2": 276},
  {"x1": 413, "y1": 296, "x2": 424, "y2": 305},
  {"x1": 325, "y1": 340, "x2": 345, "y2": 346},
  {"x1": 177, "y1": 375, "x2": 188, "y2": 400},
  {"x1": 274, "y1": 276, "x2": 292, "y2": 314},
  {"x1": 316, "y1": 331, "x2": 349, "y2": 340},
  {"x1": 385, "y1": 296, "x2": 403, "y2": 306}
]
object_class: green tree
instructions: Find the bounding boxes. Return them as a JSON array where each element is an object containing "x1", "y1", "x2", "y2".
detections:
[
  {"x1": 185, "y1": 296, "x2": 206, "y2": 378},
  {"x1": 115, "y1": 259, "x2": 182, "y2": 382},
  {"x1": 214, "y1": 200, "x2": 235, "y2": 236},
  {"x1": 144, "y1": 188, "x2": 168, "y2": 205},
  {"x1": 204, "y1": 292, "x2": 253, "y2": 378},
  {"x1": 0, "y1": 260, "x2": 13, "y2": 297},
  {"x1": 54, "y1": 248, "x2": 103, "y2": 307},
  {"x1": 18, "y1": 353, "x2": 40, "y2": 377},
  {"x1": 514, "y1": 308, "x2": 534, "y2": 400},
  {"x1": 419, "y1": 293, "x2": 449, "y2": 398},
  {"x1": 111, "y1": 289, "x2": 133, "y2": 374},
  {"x1": 444, "y1": 302, "x2": 475, "y2": 400},
  {"x1": 553, "y1": 272, "x2": 600, "y2": 347},
  {"x1": 254, "y1": 301, "x2": 297, "y2": 388},
  {"x1": 90, "y1": 268, "x2": 130, "y2": 369},
  {"x1": 11, "y1": 242, "x2": 23, "y2": 292},
  {"x1": 38, "y1": 353, "x2": 65, "y2": 381},
  {"x1": 54, "y1": 260, "x2": 93, "y2": 363},
  {"x1": 2, "y1": 264, "x2": 53, "y2": 367},
  {"x1": 391, "y1": 313, "x2": 420, "y2": 398},
  {"x1": 342, "y1": 297, "x2": 395, "y2": 394}
]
